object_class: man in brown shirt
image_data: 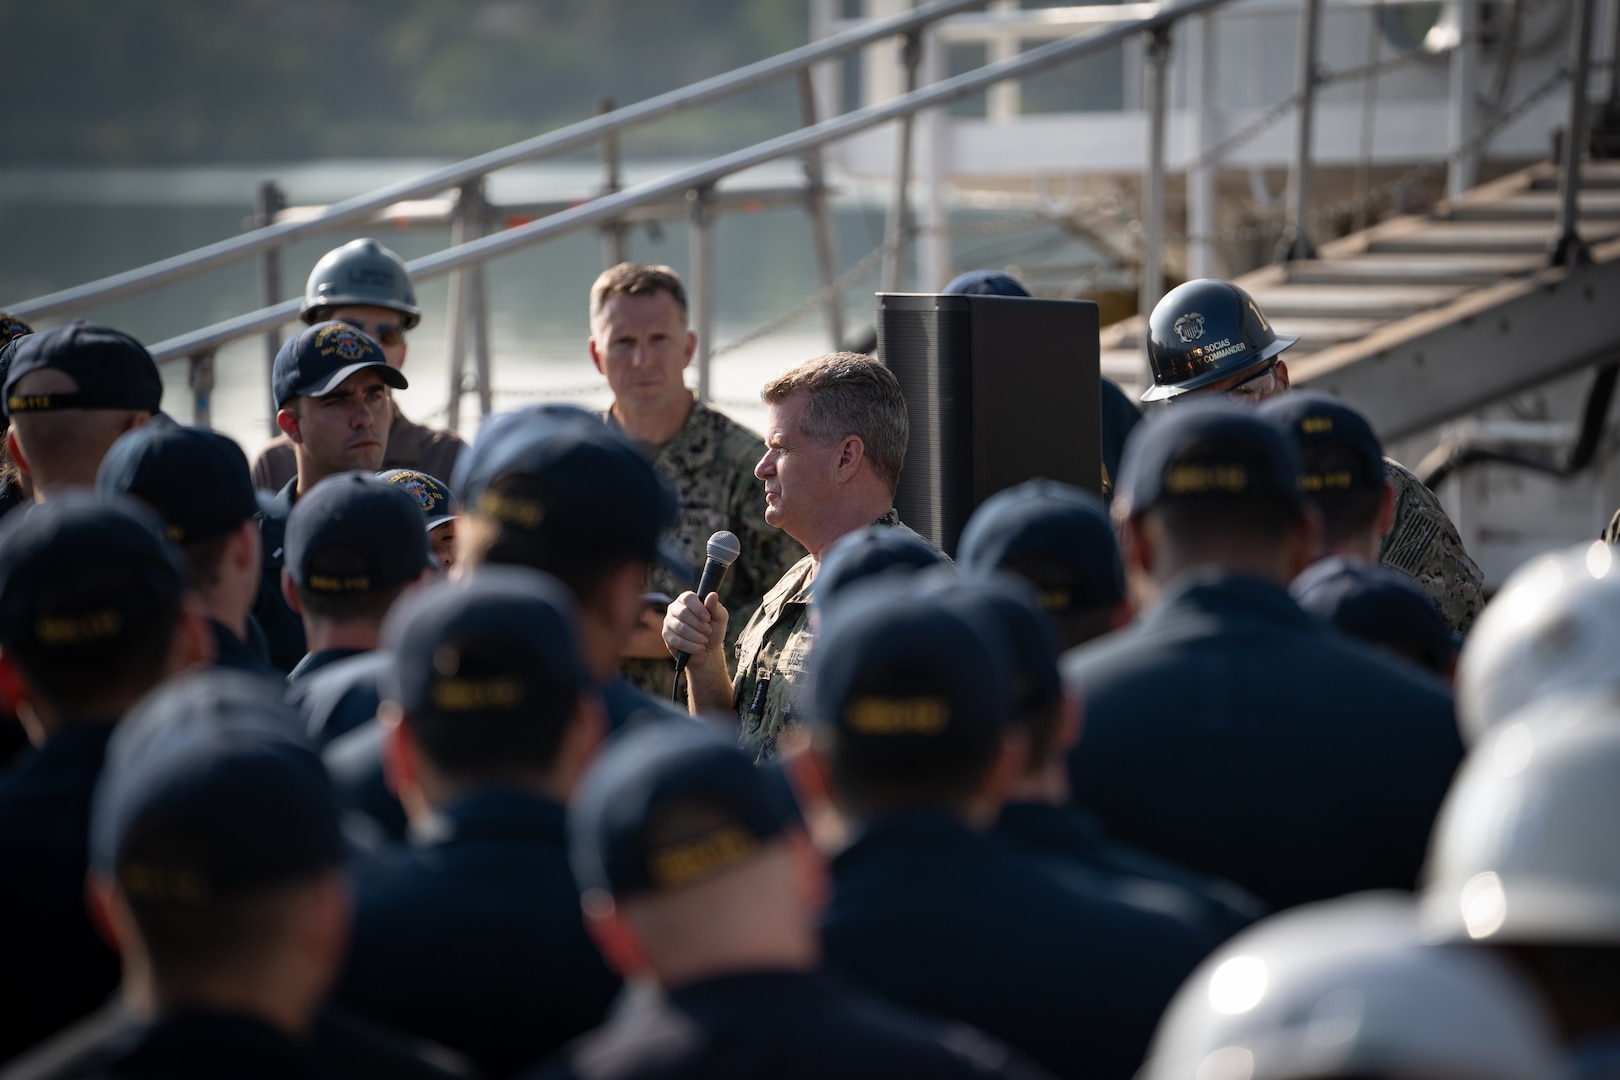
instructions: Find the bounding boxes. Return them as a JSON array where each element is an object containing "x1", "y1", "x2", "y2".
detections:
[{"x1": 251, "y1": 239, "x2": 464, "y2": 492}]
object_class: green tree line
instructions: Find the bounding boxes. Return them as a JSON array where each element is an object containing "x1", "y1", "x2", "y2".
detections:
[{"x1": 3, "y1": 0, "x2": 811, "y2": 164}]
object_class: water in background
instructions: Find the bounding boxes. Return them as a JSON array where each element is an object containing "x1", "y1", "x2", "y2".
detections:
[{"x1": 1, "y1": 158, "x2": 1106, "y2": 458}]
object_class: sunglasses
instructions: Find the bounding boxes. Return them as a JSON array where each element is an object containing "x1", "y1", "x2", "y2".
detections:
[{"x1": 339, "y1": 319, "x2": 406, "y2": 347}]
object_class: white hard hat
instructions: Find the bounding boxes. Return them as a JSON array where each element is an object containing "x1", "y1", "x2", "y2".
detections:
[
  {"x1": 1423, "y1": 694, "x2": 1620, "y2": 944},
  {"x1": 1456, "y1": 540, "x2": 1620, "y2": 744},
  {"x1": 1141, "y1": 893, "x2": 1559, "y2": 1080}
]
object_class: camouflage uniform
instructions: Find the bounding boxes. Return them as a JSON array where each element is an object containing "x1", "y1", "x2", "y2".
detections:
[
  {"x1": 732, "y1": 508, "x2": 933, "y2": 763},
  {"x1": 250, "y1": 401, "x2": 465, "y2": 492},
  {"x1": 613, "y1": 401, "x2": 805, "y2": 698},
  {"x1": 1379, "y1": 458, "x2": 1484, "y2": 635}
]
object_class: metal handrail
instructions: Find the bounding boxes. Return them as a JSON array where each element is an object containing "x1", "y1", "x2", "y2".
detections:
[
  {"x1": 4, "y1": 0, "x2": 986, "y2": 324},
  {"x1": 149, "y1": 0, "x2": 1234, "y2": 365}
]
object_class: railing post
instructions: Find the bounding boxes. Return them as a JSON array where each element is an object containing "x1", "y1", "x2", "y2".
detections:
[
  {"x1": 1552, "y1": 0, "x2": 1597, "y2": 267},
  {"x1": 254, "y1": 181, "x2": 286, "y2": 434},
  {"x1": 1140, "y1": 26, "x2": 1171, "y2": 336},
  {"x1": 798, "y1": 70, "x2": 846, "y2": 352},
  {"x1": 882, "y1": 31, "x2": 922, "y2": 295},
  {"x1": 445, "y1": 179, "x2": 488, "y2": 433},
  {"x1": 598, "y1": 98, "x2": 629, "y2": 268},
  {"x1": 1275, "y1": 0, "x2": 1321, "y2": 262},
  {"x1": 688, "y1": 187, "x2": 716, "y2": 405},
  {"x1": 1447, "y1": 0, "x2": 1480, "y2": 197},
  {"x1": 189, "y1": 352, "x2": 216, "y2": 431},
  {"x1": 1186, "y1": 13, "x2": 1220, "y2": 280}
]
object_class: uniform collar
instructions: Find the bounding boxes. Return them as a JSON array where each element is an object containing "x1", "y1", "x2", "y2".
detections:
[
  {"x1": 118, "y1": 1008, "x2": 320, "y2": 1074},
  {"x1": 414, "y1": 788, "x2": 567, "y2": 850},
  {"x1": 287, "y1": 647, "x2": 370, "y2": 685},
  {"x1": 666, "y1": 968, "x2": 834, "y2": 1018},
  {"x1": 837, "y1": 807, "x2": 987, "y2": 861},
  {"x1": 1149, "y1": 569, "x2": 1319, "y2": 631},
  {"x1": 997, "y1": 800, "x2": 1109, "y2": 852},
  {"x1": 209, "y1": 619, "x2": 272, "y2": 675}
]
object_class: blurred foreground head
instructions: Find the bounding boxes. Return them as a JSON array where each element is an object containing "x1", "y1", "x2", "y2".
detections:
[{"x1": 1143, "y1": 893, "x2": 1558, "y2": 1080}]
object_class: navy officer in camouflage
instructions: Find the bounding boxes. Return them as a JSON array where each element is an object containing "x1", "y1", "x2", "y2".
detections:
[
  {"x1": 662, "y1": 352, "x2": 929, "y2": 762},
  {"x1": 588, "y1": 263, "x2": 803, "y2": 698},
  {"x1": 1140, "y1": 278, "x2": 1483, "y2": 633}
]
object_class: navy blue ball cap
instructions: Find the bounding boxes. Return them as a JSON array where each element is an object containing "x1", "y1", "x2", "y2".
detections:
[
  {"x1": 285, "y1": 473, "x2": 432, "y2": 595},
  {"x1": 1116, "y1": 399, "x2": 1306, "y2": 518},
  {"x1": 810, "y1": 579, "x2": 1016, "y2": 752},
  {"x1": 1260, "y1": 391, "x2": 1386, "y2": 494},
  {"x1": 378, "y1": 468, "x2": 458, "y2": 530},
  {"x1": 458, "y1": 407, "x2": 685, "y2": 576},
  {"x1": 914, "y1": 569, "x2": 1062, "y2": 717},
  {"x1": 942, "y1": 269, "x2": 1032, "y2": 298},
  {"x1": 91, "y1": 669, "x2": 342, "y2": 901},
  {"x1": 383, "y1": 567, "x2": 592, "y2": 727},
  {"x1": 815, "y1": 525, "x2": 946, "y2": 609},
  {"x1": 0, "y1": 494, "x2": 186, "y2": 654},
  {"x1": 569, "y1": 722, "x2": 795, "y2": 898},
  {"x1": 958, "y1": 479, "x2": 1124, "y2": 613},
  {"x1": 3, "y1": 324, "x2": 162, "y2": 418},
  {"x1": 1292, "y1": 556, "x2": 1458, "y2": 674},
  {"x1": 97, "y1": 418, "x2": 258, "y2": 545},
  {"x1": 272, "y1": 321, "x2": 406, "y2": 409}
]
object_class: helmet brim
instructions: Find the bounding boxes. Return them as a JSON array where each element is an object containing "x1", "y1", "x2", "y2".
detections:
[{"x1": 1140, "y1": 334, "x2": 1299, "y2": 402}]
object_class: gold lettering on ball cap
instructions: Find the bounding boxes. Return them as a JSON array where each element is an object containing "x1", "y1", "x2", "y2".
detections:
[
  {"x1": 1300, "y1": 417, "x2": 1334, "y2": 434},
  {"x1": 307, "y1": 574, "x2": 373, "y2": 593},
  {"x1": 1301, "y1": 470, "x2": 1355, "y2": 492},
  {"x1": 36, "y1": 608, "x2": 123, "y2": 645},
  {"x1": 648, "y1": 825, "x2": 759, "y2": 887},
  {"x1": 845, "y1": 696, "x2": 951, "y2": 736},
  {"x1": 120, "y1": 861, "x2": 212, "y2": 904},
  {"x1": 1165, "y1": 464, "x2": 1249, "y2": 495},
  {"x1": 477, "y1": 491, "x2": 545, "y2": 529},
  {"x1": 429, "y1": 677, "x2": 524, "y2": 712}
]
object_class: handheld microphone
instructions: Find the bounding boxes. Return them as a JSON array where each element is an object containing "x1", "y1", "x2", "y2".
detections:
[{"x1": 673, "y1": 530, "x2": 742, "y2": 677}]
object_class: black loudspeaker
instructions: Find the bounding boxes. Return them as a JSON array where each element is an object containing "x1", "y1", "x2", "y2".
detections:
[{"x1": 877, "y1": 293, "x2": 1101, "y2": 555}]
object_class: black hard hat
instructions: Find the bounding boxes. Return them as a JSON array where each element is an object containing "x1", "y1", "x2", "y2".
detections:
[
  {"x1": 300, "y1": 238, "x2": 422, "y2": 329},
  {"x1": 1141, "y1": 279, "x2": 1297, "y2": 402}
]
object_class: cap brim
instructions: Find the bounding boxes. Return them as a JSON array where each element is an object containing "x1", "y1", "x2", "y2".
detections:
[
  {"x1": 295, "y1": 361, "x2": 408, "y2": 399},
  {"x1": 425, "y1": 514, "x2": 458, "y2": 531}
]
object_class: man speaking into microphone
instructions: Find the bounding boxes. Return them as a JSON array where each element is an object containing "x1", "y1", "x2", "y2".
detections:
[{"x1": 663, "y1": 352, "x2": 936, "y2": 763}]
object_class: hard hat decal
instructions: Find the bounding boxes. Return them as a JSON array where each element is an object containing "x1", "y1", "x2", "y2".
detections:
[{"x1": 1174, "y1": 313, "x2": 1206, "y2": 344}]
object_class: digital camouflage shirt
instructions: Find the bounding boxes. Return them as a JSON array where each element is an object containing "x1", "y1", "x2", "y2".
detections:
[
  {"x1": 612, "y1": 401, "x2": 805, "y2": 698},
  {"x1": 1379, "y1": 458, "x2": 1484, "y2": 635},
  {"x1": 731, "y1": 508, "x2": 935, "y2": 763}
]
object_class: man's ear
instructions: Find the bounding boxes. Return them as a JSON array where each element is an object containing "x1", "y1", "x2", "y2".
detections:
[
  {"x1": 1056, "y1": 690, "x2": 1084, "y2": 754},
  {"x1": 280, "y1": 569, "x2": 302, "y2": 616},
  {"x1": 85, "y1": 874, "x2": 126, "y2": 953},
  {"x1": 168, "y1": 601, "x2": 214, "y2": 675},
  {"x1": 0, "y1": 648, "x2": 40, "y2": 746},
  {"x1": 378, "y1": 702, "x2": 417, "y2": 800},
  {"x1": 276, "y1": 408, "x2": 302, "y2": 443},
  {"x1": 580, "y1": 890, "x2": 650, "y2": 978},
  {"x1": 833, "y1": 435, "x2": 866, "y2": 484},
  {"x1": 1272, "y1": 359, "x2": 1291, "y2": 392},
  {"x1": 680, "y1": 329, "x2": 696, "y2": 369},
  {"x1": 556, "y1": 693, "x2": 608, "y2": 796},
  {"x1": 587, "y1": 337, "x2": 606, "y2": 377},
  {"x1": 1376, "y1": 480, "x2": 1397, "y2": 539},
  {"x1": 6, "y1": 428, "x2": 30, "y2": 478}
]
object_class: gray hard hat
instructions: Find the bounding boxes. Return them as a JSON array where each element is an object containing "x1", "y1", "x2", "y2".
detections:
[
  {"x1": 1456, "y1": 541, "x2": 1620, "y2": 744},
  {"x1": 300, "y1": 238, "x2": 421, "y2": 329},
  {"x1": 1424, "y1": 694, "x2": 1620, "y2": 944},
  {"x1": 1143, "y1": 893, "x2": 1559, "y2": 1080}
]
